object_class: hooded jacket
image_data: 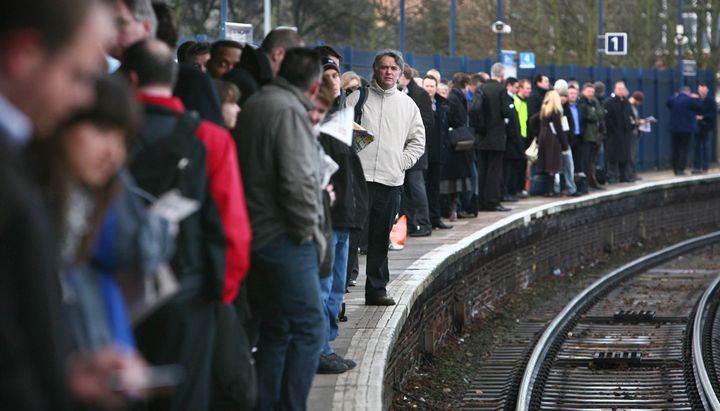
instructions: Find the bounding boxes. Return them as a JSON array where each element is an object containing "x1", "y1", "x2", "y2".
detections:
[{"x1": 345, "y1": 80, "x2": 425, "y2": 187}]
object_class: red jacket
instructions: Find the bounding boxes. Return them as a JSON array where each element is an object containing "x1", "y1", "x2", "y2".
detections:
[{"x1": 138, "y1": 94, "x2": 252, "y2": 303}]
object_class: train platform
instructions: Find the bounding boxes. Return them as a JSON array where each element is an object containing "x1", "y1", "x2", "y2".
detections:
[{"x1": 307, "y1": 168, "x2": 720, "y2": 411}]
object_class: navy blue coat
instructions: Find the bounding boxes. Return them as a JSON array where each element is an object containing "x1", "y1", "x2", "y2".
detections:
[
  {"x1": 700, "y1": 95, "x2": 717, "y2": 131},
  {"x1": 666, "y1": 92, "x2": 703, "y2": 134}
]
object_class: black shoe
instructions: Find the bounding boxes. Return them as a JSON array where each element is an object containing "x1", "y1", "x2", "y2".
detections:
[
  {"x1": 328, "y1": 352, "x2": 356, "y2": 370},
  {"x1": 481, "y1": 204, "x2": 512, "y2": 212},
  {"x1": 408, "y1": 227, "x2": 432, "y2": 237},
  {"x1": 502, "y1": 195, "x2": 518, "y2": 202},
  {"x1": 457, "y1": 210, "x2": 477, "y2": 219},
  {"x1": 692, "y1": 169, "x2": 703, "y2": 175},
  {"x1": 570, "y1": 191, "x2": 583, "y2": 197},
  {"x1": 317, "y1": 353, "x2": 349, "y2": 374},
  {"x1": 365, "y1": 295, "x2": 396, "y2": 306},
  {"x1": 432, "y1": 222, "x2": 453, "y2": 229}
]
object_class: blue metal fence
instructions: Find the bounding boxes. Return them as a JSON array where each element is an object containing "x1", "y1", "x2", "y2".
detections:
[{"x1": 341, "y1": 49, "x2": 715, "y2": 171}]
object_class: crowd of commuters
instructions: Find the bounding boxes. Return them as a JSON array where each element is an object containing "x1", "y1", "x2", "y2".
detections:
[{"x1": 1, "y1": 1, "x2": 718, "y2": 410}]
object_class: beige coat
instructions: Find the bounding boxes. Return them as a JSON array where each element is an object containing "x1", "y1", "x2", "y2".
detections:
[{"x1": 345, "y1": 81, "x2": 425, "y2": 187}]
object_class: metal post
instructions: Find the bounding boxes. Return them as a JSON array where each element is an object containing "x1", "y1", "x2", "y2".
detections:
[
  {"x1": 678, "y1": 0, "x2": 684, "y2": 86},
  {"x1": 450, "y1": 0, "x2": 456, "y2": 57},
  {"x1": 220, "y1": 0, "x2": 228, "y2": 39},
  {"x1": 400, "y1": 0, "x2": 406, "y2": 53},
  {"x1": 264, "y1": 0, "x2": 271, "y2": 37},
  {"x1": 496, "y1": 0, "x2": 502, "y2": 61},
  {"x1": 597, "y1": 0, "x2": 603, "y2": 70}
]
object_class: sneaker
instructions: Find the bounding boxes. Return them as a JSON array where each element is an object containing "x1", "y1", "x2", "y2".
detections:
[
  {"x1": 348, "y1": 279, "x2": 357, "y2": 286},
  {"x1": 317, "y1": 353, "x2": 348, "y2": 374},
  {"x1": 388, "y1": 242, "x2": 404, "y2": 251},
  {"x1": 328, "y1": 352, "x2": 356, "y2": 370}
]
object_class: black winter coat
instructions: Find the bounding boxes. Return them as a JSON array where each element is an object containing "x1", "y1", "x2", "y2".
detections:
[
  {"x1": 527, "y1": 86, "x2": 547, "y2": 121},
  {"x1": 442, "y1": 88, "x2": 473, "y2": 181},
  {"x1": 406, "y1": 81, "x2": 434, "y2": 171},
  {"x1": 477, "y1": 79, "x2": 508, "y2": 151},
  {"x1": 0, "y1": 135, "x2": 72, "y2": 411},
  {"x1": 427, "y1": 94, "x2": 450, "y2": 164},
  {"x1": 319, "y1": 132, "x2": 369, "y2": 231},
  {"x1": 504, "y1": 93, "x2": 525, "y2": 160},
  {"x1": 604, "y1": 96, "x2": 634, "y2": 163}
]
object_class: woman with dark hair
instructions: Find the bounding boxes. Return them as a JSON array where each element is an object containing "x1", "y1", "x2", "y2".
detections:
[
  {"x1": 440, "y1": 72, "x2": 474, "y2": 220},
  {"x1": 31, "y1": 76, "x2": 174, "y2": 403}
]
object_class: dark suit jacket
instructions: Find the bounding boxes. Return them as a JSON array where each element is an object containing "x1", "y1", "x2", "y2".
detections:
[
  {"x1": 0, "y1": 134, "x2": 70, "y2": 410},
  {"x1": 406, "y1": 81, "x2": 434, "y2": 170},
  {"x1": 477, "y1": 79, "x2": 509, "y2": 151}
]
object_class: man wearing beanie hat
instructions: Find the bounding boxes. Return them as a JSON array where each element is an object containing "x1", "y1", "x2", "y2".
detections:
[{"x1": 316, "y1": 50, "x2": 369, "y2": 374}]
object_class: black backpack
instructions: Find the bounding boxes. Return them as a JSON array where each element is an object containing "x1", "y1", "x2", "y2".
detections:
[
  {"x1": 129, "y1": 106, "x2": 203, "y2": 199},
  {"x1": 353, "y1": 85, "x2": 369, "y2": 124},
  {"x1": 468, "y1": 88, "x2": 486, "y2": 136},
  {"x1": 129, "y1": 106, "x2": 225, "y2": 301}
]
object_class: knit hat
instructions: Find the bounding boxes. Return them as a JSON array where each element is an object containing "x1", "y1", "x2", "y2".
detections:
[
  {"x1": 554, "y1": 79, "x2": 569, "y2": 97},
  {"x1": 593, "y1": 81, "x2": 606, "y2": 96},
  {"x1": 322, "y1": 57, "x2": 340, "y2": 74}
]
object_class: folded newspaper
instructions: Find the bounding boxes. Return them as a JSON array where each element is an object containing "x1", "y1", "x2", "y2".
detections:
[{"x1": 352, "y1": 122, "x2": 375, "y2": 153}]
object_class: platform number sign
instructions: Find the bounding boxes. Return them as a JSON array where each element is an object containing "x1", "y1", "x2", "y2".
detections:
[{"x1": 605, "y1": 32, "x2": 627, "y2": 55}]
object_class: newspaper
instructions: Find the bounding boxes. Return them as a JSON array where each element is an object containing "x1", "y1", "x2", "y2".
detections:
[{"x1": 352, "y1": 122, "x2": 375, "y2": 153}]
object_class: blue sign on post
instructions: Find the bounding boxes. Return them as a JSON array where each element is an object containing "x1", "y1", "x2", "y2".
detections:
[
  {"x1": 519, "y1": 52, "x2": 535, "y2": 69},
  {"x1": 500, "y1": 50, "x2": 517, "y2": 78},
  {"x1": 605, "y1": 32, "x2": 627, "y2": 55}
]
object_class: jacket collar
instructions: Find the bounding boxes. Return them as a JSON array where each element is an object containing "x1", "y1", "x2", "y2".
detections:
[
  {"x1": 370, "y1": 80, "x2": 398, "y2": 96},
  {"x1": 137, "y1": 93, "x2": 185, "y2": 113},
  {"x1": 271, "y1": 77, "x2": 314, "y2": 111}
]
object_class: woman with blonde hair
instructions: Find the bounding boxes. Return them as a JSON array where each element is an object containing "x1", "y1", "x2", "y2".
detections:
[
  {"x1": 341, "y1": 71, "x2": 362, "y2": 94},
  {"x1": 529, "y1": 90, "x2": 568, "y2": 194}
]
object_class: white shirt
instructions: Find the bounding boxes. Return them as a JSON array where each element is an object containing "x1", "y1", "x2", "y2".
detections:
[{"x1": 0, "y1": 92, "x2": 32, "y2": 149}]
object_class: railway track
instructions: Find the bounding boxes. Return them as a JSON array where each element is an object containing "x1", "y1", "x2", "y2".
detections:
[{"x1": 463, "y1": 232, "x2": 720, "y2": 410}]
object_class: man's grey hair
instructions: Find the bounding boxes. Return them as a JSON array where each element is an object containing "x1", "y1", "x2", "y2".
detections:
[
  {"x1": 490, "y1": 62, "x2": 505, "y2": 79},
  {"x1": 123, "y1": 0, "x2": 158, "y2": 37},
  {"x1": 373, "y1": 49, "x2": 405, "y2": 72}
]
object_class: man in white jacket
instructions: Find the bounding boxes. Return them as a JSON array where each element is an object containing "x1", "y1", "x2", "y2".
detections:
[{"x1": 345, "y1": 49, "x2": 425, "y2": 305}]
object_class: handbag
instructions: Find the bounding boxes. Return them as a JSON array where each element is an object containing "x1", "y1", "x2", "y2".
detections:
[
  {"x1": 449, "y1": 126, "x2": 475, "y2": 151},
  {"x1": 525, "y1": 138, "x2": 539, "y2": 162}
]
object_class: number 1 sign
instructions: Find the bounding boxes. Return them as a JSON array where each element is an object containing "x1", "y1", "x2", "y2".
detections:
[{"x1": 605, "y1": 32, "x2": 628, "y2": 56}]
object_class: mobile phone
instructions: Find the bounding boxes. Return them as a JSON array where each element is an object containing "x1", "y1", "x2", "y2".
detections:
[{"x1": 107, "y1": 364, "x2": 185, "y2": 393}]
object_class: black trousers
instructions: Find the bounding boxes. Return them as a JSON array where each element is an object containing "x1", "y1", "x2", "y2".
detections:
[
  {"x1": 135, "y1": 293, "x2": 215, "y2": 411},
  {"x1": 365, "y1": 182, "x2": 401, "y2": 298},
  {"x1": 571, "y1": 141, "x2": 584, "y2": 175},
  {"x1": 672, "y1": 132, "x2": 691, "y2": 173},
  {"x1": 503, "y1": 159, "x2": 524, "y2": 196},
  {"x1": 478, "y1": 150, "x2": 504, "y2": 207},
  {"x1": 402, "y1": 169, "x2": 431, "y2": 231},
  {"x1": 425, "y1": 162, "x2": 444, "y2": 226}
]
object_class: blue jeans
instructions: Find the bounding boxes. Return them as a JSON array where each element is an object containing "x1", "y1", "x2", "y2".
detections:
[
  {"x1": 319, "y1": 230, "x2": 350, "y2": 355},
  {"x1": 247, "y1": 233, "x2": 324, "y2": 411},
  {"x1": 694, "y1": 128, "x2": 711, "y2": 170},
  {"x1": 561, "y1": 150, "x2": 576, "y2": 194}
]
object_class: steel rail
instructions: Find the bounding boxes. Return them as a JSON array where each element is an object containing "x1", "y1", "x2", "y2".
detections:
[{"x1": 515, "y1": 230, "x2": 720, "y2": 411}]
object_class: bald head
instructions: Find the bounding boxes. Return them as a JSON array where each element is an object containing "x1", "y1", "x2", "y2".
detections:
[{"x1": 120, "y1": 38, "x2": 177, "y2": 89}]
